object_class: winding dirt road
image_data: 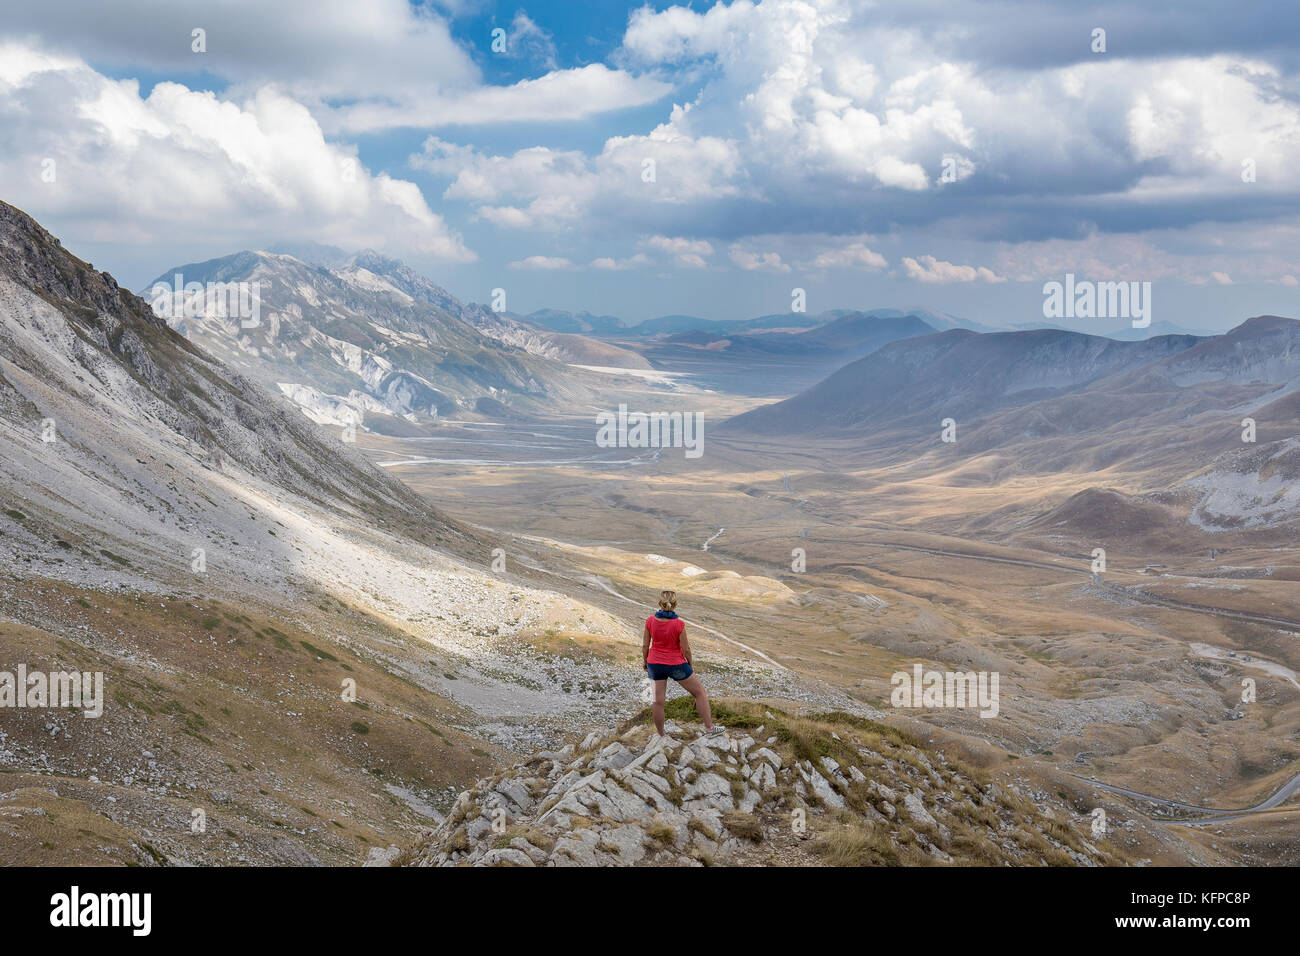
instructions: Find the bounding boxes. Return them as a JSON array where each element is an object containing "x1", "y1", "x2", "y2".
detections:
[
  {"x1": 841, "y1": 537, "x2": 1300, "y2": 822},
  {"x1": 1074, "y1": 772, "x2": 1300, "y2": 826}
]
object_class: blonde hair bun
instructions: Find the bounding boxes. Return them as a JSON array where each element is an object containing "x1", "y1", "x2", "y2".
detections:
[{"x1": 658, "y1": 590, "x2": 678, "y2": 611}]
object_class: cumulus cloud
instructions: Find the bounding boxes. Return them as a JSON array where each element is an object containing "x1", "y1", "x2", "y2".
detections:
[
  {"x1": 902, "y1": 255, "x2": 1005, "y2": 283},
  {"x1": 729, "y1": 248, "x2": 790, "y2": 272},
  {"x1": 426, "y1": 0, "x2": 1300, "y2": 271},
  {"x1": 333, "y1": 64, "x2": 671, "y2": 134},
  {"x1": 642, "y1": 235, "x2": 714, "y2": 268},
  {"x1": 0, "y1": 42, "x2": 473, "y2": 259},
  {"x1": 414, "y1": 139, "x2": 600, "y2": 231},
  {"x1": 412, "y1": 108, "x2": 741, "y2": 231},
  {"x1": 622, "y1": 0, "x2": 974, "y2": 195},
  {"x1": 9, "y1": 0, "x2": 1300, "y2": 289},
  {"x1": 509, "y1": 255, "x2": 573, "y2": 270},
  {"x1": 591, "y1": 254, "x2": 652, "y2": 270},
  {"x1": 805, "y1": 239, "x2": 888, "y2": 270},
  {"x1": 0, "y1": 1, "x2": 669, "y2": 134}
]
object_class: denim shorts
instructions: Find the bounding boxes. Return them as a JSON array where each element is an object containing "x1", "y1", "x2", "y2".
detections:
[{"x1": 646, "y1": 661, "x2": 693, "y2": 682}]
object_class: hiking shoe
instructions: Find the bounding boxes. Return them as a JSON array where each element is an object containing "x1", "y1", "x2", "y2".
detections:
[{"x1": 701, "y1": 725, "x2": 726, "y2": 738}]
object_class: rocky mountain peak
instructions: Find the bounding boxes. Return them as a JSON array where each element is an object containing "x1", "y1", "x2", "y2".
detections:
[{"x1": 0, "y1": 200, "x2": 164, "y2": 333}]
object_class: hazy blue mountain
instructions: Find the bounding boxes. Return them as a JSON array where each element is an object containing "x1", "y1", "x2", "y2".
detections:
[
  {"x1": 722, "y1": 326, "x2": 1207, "y2": 435},
  {"x1": 515, "y1": 309, "x2": 627, "y2": 335},
  {"x1": 664, "y1": 312, "x2": 935, "y2": 361}
]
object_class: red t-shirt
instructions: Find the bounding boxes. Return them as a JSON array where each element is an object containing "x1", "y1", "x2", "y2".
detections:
[{"x1": 645, "y1": 614, "x2": 686, "y2": 665}]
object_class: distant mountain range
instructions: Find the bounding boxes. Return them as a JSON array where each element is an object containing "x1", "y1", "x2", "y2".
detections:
[
  {"x1": 721, "y1": 316, "x2": 1300, "y2": 533},
  {"x1": 723, "y1": 327, "x2": 1205, "y2": 434},
  {"x1": 139, "y1": 250, "x2": 637, "y2": 434},
  {"x1": 509, "y1": 308, "x2": 627, "y2": 336},
  {"x1": 516, "y1": 306, "x2": 991, "y2": 338},
  {"x1": 1008, "y1": 319, "x2": 1216, "y2": 340},
  {"x1": 522, "y1": 304, "x2": 1222, "y2": 343},
  {"x1": 664, "y1": 312, "x2": 938, "y2": 361}
]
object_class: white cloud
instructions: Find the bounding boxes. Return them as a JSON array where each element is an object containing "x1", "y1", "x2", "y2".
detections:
[
  {"x1": 476, "y1": 206, "x2": 535, "y2": 229},
  {"x1": 395, "y1": 0, "x2": 1300, "y2": 283},
  {"x1": 0, "y1": 42, "x2": 473, "y2": 259},
  {"x1": 805, "y1": 239, "x2": 888, "y2": 270},
  {"x1": 597, "y1": 106, "x2": 743, "y2": 204},
  {"x1": 642, "y1": 235, "x2": 714, "y2": 268},
  {"x1": 9, "y1": 0, "x2": 1300, "y2": 286},
  {"x1": 331, "y1": 64, "x2": 671, "y2": 133},
  {"x1": 413, "y1": 108, "x2": 742, "y2": 232},
  {"x1": 616, "y1": 1, "x2": 1300, "y2": 247},
  {"x1": 621, "y1": 1, "x2": 757, "y2": 62},
  {"x1": 3, "y1": 0, "x2": 477, "y2": 101},
  {"x1": 902, "y1": 255, "x2": 1005, "y2": 283},
  {"x1": 988, "y1": 225, "x2": 1300, "y2": 285},
  {"x1": 1, "y1": 1, "x2": 669, "y2": 134},
  {"x1": 622, "y1": 0, "x2": 972, "y2": 193},
  {"x1": 993, "y1": 235, "x2": 1183, "y2": 283},
  {"x1": 497, "y1": 11, "x2": 559, "y2": 69},
  {"x1": 509, "y1": 255, "x2": 573, "y2": 270},
  {"x1": 415, "y1": 139, "x2": 601, "y2": 231},
  {"x1": 729, "y1": 248, "x2": 790, "y2": 272},
  {"x1": 1190, "y1": 270, "x2": 1236, "y2": 286},
  {"x1": 591, "y1": 254, "x2": 652, "y2": 270}
]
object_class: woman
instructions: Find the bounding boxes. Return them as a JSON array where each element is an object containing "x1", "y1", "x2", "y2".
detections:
[{"x1": 643, "y1": 590, "x2": 721, "y2": 738}]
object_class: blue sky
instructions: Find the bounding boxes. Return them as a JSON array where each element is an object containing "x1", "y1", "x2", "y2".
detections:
[{"x1": 2, "y1": 1, "x2": 1298, "y2": 330}]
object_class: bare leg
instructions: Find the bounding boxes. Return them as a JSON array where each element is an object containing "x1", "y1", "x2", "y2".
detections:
[
  {"x1": 651, "y1": 679, "x2": 668, "y2": 736},
  {"x1": 677, "y1": 674, "x2": 713, "y2": 731}
]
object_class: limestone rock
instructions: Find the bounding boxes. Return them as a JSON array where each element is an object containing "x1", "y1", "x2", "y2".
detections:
[
  {"x1": 808, "y1": 770, "x2": 845, "y2": 809},
  {"x1": 592, "y1": 742, "x2": 637, "y2": 771},
  {"x1": 553, "y1": 828, "x2": 601, "y2": 866},
  {"x1": 903, "y1": 791, "x2": 937, "y2": 828},
  {"x1": 479, "y1": 848, "x2": 534, "y2": 867},
  {"x1": 599, "y1": 824, "x2": 648, "y2": 864}
]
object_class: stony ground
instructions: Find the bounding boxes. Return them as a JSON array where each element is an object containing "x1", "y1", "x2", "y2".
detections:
[{"x1": 403, "y1": 700, "x2": 1128, "y2": 867}]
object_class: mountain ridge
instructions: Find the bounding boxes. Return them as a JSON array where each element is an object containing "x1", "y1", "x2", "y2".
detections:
[
  {"x1": 140, "y1": 249, "x2": 604, "y2": 431},
  {"x1": 721, "y1": 325, "x2": 1209, "y2": 436}
]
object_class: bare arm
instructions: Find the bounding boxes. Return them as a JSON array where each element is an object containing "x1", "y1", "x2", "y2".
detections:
[
  {"x1": 642, "y1": 623, "x2": 651, "y2": 670},
  {"x1": 679, "y1": 626, "x2": 693, "y2": 666}
]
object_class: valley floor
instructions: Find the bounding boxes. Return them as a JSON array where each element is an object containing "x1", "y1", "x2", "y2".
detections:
[{"x1": 355, "y1": 376, "x2": 1300, "y2": 866}]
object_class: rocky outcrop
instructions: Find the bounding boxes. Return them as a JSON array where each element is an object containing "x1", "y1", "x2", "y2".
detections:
[{"x1": 405, "y1": 705, "x2": 1123, "y2": 867}]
